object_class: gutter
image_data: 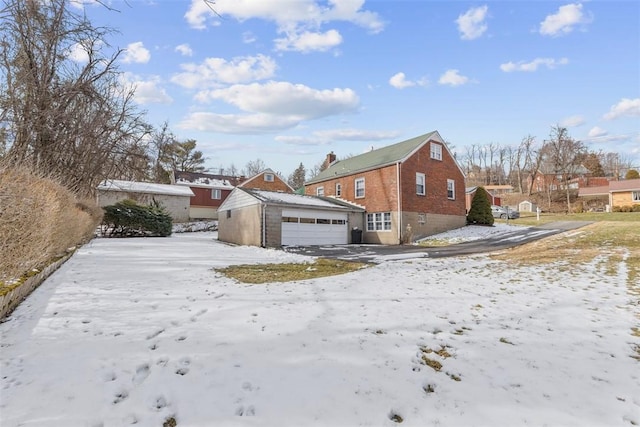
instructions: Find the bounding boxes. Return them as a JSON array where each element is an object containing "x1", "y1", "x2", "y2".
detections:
[{"x1": 261, "y1": 203, "x2": 266, "y2": 247}]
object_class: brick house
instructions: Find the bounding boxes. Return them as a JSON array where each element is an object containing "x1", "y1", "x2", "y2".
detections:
[
  {"x1": 173, "y1": 171, "x2": 246, "y2": 220},
  {"x1": 578, "y1": 178, "x2": 640, "y2": 211},
  {"x1": 304, "y1": 131, "x2": 466, "y2": 244}
]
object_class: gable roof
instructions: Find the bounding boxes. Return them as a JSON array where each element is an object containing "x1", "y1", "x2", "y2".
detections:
[
  {"x1": 239, "y1": 168, "x2": 295, "y2": 192},
  {"x1": 97, "y1": 180, "x2": 194, "y2": 197},
  {"x1": 223, "y1": 188, "x2": 364, "y2": 212},
  {"x1": 306, "y1": 131, "x2": 459, "y2": 184}
]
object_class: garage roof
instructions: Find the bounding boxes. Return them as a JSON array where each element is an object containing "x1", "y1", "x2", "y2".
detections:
[
  {"x1": 98, "y1": 180, "x2": 194, "y2": 197},
  {"x1": 242, "y1": 188, "x2": 364, "y2": 211}
]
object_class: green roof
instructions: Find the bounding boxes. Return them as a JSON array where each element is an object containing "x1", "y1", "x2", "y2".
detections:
[{"x1": 306, "y1": 131, "x2": 439, "y2": 184}]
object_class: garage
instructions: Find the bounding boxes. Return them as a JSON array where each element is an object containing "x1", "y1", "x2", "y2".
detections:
[
  {"x1": 281, "y1": 209, "x2": 348, "y2": 246},
  {"x1": 217, "y1": 188, "x2": 364, "y2": 248}
]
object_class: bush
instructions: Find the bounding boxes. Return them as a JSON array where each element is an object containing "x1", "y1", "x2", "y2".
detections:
[
  {"x1": 102, "y1": 199, "x2": 172, "y2": 237},
  {"x1": 467, "y1": 187, "x2": 494, "y2": 226},
  {"x1": 0, "y1": 165, "x2": 102, "y2": 284}
]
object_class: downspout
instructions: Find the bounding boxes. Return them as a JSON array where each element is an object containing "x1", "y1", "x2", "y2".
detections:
[
  {"x1": 261, "y1": 203, "x2": 266, "y2": 247},
  {"x1": 396, "y1": 161, "x2": 402, "y2": 244}
]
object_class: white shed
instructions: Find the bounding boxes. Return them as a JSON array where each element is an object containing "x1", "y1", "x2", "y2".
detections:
[{"x1": 518, "y1": 200, "x2": 538, "y2": 213}]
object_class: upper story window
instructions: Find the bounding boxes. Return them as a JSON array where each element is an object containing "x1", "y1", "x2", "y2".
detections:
[
  {"x1": 416, "y1": 173, "x2": 425, "y2": 195},
  {"x1": 335, "y1": 183, "x2": 342, "y2": 197},
  {"x1": 264, "y1": 173, "x2": 274, "y2": 182},
  {"x1": 355, "y1": 178, "x2": 365, "y2": 198},
  {"x1": 447, "y1": 179, "x2": 455, "y2": 200},
  {"x1": 211, "y1": 189, "x2": 222, "y2": 199},
  {"x1": 316, "y1": 186, "x2": 324, "y2": 196},
  {"x1": 430, "y1": 142, "x2": 442, "y2": 161}
]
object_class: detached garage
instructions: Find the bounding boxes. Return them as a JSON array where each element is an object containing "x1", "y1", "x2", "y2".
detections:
[{"x1": 217, "y1": 188, "x2": 364, "y2": 248}]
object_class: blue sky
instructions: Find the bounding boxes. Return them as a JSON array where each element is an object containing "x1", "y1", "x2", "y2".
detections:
[{"x1": 78, "y1": 0, "x2": 640, "y2": 176}]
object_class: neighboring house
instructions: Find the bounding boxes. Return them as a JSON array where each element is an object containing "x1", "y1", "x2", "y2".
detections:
[
  {"x1": 465, "y1": 186, "x2": 502, "y2": 212},
  {"x1": 173, "y1": 171, "x2": 246, "y2": 220},
  {"x1": 217, "y1": 188, "x2": 365, "y2": 247},
  {"x1": 97, "y1": 179, "x2": 194, "y2": 222},
  {"x1": 577, "y1": 179, "x2": 640, "y2": 211},
  {"x1": 305, "y1": 131, "x2": 467, "y2": 244},
  {"x1": 483, "y1": 184, "x2": 514, "y2": 195},
  {"x1": 238, "y1": 168, "x2": 294, "y2": 193}
]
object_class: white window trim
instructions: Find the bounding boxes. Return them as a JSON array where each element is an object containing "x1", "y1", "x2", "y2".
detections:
[
  {"x1": 264, "y1": 173, "x2": 274, "y2": 182},
  {"x1": 355, "y1": 178, "x2": 365, "y2": 199},
  {"x1": 211, "y1": 189, "x2": 222, "y2": 200},
  {"x1": 416, "y1": 172, "x2": 425, "y2": 195},
  {"x1": 316, "y1": 186, "x2": 324, "y2": 196},
  {"x1": 366, "y1": 212, "x2": 392, "y2": 232},
  {"x1": 335, "y1": 183, "x2": 342, "y2": 197},
  {"x1": 447, "y1": 179, "x2": 455, "y2": 200},
  {"x1": 430, "y1": 142, "x2": 442, "y2": 161}
]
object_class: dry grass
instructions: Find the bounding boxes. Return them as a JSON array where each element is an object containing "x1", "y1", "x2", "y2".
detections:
[
  {"x1": 0, "y1": 165, "x2": 103, "y2": 291},
  {"x1": 215, "y1": 258, "x2": 370, "y2": 284}
]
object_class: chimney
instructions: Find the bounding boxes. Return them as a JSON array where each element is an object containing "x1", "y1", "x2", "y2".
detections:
[{"x1": 324, "y1": 151, "x2": 337, "y2": 170}]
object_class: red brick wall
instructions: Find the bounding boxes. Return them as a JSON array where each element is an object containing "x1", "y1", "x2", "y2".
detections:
[
  {"x1": 401, "y1": 142, "x2": 466, "y2": 216},
  {"x1": 241, "y1": 173, "x2": 292, "y2": 192}
]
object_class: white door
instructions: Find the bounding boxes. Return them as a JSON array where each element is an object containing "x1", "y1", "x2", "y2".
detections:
[{"x1": 281, "y1": 209, "x2": 348, "y2": 246}]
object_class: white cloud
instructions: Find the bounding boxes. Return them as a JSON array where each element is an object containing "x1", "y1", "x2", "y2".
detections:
[
  {"x1": 178, "y1": 112, "x2": 301, "y2": 134},
  {"x1": 603, "y1": 98, "x2": 640, "y2": 120},
  {"x1": 438, "y1": 69, "x2": 470, "y2": 87},
  {"x1": 175, "y1": 44, "x2": 193, "y2": 57},
  {"x1": 560, "y1": 115, "x2": 585, "y2": 127},
  {"x1": 122, "y1": 73, "x2": 172, "y2": 105},
  {"x1": 587, "y1": 127, "x2": 607, "y2": 138},
  {"x1": 539, "y1": 3, "x2": 592, "y2": 37},
  {"x1": 180, "y1": 81, "x2": 360, "y2": 134},
  {"x1": 500, "y1": 57, "x2": 569, "y2": 72},
  {"x1": 455, "y1": 5, "x2": 489, "y2": 40},
  {"x1": 313, "y1": 129, "x2": 400, "y2": 141},
  {"x1": 171, "y1": 54, "x2": 277, "y2": 89},
  {"x1": 242, "y1": 31, "x2": 257, "y2": 44},
  {"x1": 389, "y1": 72, "x2": 414, "y2": 89},
  {"x1": 184, "y1": 0, "x2": 384, "y2": 52},
  {"x1": 197, "y1": 81, "x2": 359, "y2": 118},
  {"x1": 122, "y1": 42, "x2": 151, "y2": 64},
  {"x1": 274, "y1": 29, "x2": 343, "y2": 53}
]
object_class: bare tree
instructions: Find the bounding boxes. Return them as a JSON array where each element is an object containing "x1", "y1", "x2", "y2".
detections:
[
  {"x1": 0, "y1": 0, "x2": 149, "y2": 196},
  {"x1": 243, "y1": 158, "x2": 266, "y2": 177},
  {"x1": 543, "y1": 125, "x2": 586, "y2": 212}
]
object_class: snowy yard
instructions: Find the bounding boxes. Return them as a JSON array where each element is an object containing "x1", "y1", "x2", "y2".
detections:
[{"x1": 1, "y1": 228, "x2": 638, "y2": 426}]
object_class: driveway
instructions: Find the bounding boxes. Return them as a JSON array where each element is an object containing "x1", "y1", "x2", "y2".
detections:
[{"x1": 283, "y1": 221, "x2": 593, "y2": 263}]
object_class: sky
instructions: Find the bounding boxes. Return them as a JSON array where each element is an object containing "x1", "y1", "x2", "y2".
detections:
[
  {"x1": 75, "y1": 0, "x2": 640, "y2": 177},
  {"x1": 1, "y1": 227, "x2": 638, "y2": 426}
]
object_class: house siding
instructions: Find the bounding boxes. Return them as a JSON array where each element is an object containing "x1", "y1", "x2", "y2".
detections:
[
  {"x1": 240, "y1": 171, "x2": 293, "y2": 193},
  {"x1": 217, "y1": 204, "x2": 262, "y2": 246},
  {"x1": 611, "y1": 191, "x2": 640, "y2": 207}
]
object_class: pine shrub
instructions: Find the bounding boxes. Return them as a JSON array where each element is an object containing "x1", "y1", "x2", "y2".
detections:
[
  {"x1": 102, "y1": 199, "x2": 172, "y2": 237},
  {"x1": 467, "y1": 187, "x2": 494, "y2": 226}
]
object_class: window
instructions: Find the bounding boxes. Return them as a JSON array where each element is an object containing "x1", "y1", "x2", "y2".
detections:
[
  {"x1": 226, "y1": 210, "x2": 231, "y2": 219},
  {"x1": 416, "y1": 173, "x2": 425, "y2": 195},
  {"x1": 430, "y1": 142, "x2": 442, "y2": 161},
  {"x1": 317, "y1": 186, "x2": 324, "y2": 196},
  {"x1": 300, "y1": 217, "x2": 315, "y2": 224},
  {"x1": 316, "y1": 218, "x2": 331, "y2": 224},
  {"x1": 332, "y1": 219, "x2": 346, "y2": 225},
  {"x1": 336, "y1": 183, "x2": 342, "y2": 197},
  {"x1": 211, "y1": 189, "x2": 221, "y2": 199},
  {"x1": 418, "y1": 213, "x2": 426, "y2": 224},
  {"x1": 355, "y1": 178, "x2": 365, "y2": 198},
  {"x1": 633, "y1": 191, "x2": 640, "y2": 202},
  {"x1": 282, "y1": 217, "x2": 298, "y2": 223},
  {"x1": 447, "y1": 179, "x2": 455, "y2": 200},
  {"x1": 264, "y1": 173, "x2": 274, "y2": 182},
  {"x1": 366, "y1": 212, "x2": 392, "y2": 231}
]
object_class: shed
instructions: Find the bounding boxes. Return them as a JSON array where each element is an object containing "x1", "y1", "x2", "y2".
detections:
[
  {"x1": 97, "y1": 180, "x2": 194, "y2": 222},
  {"x1": 217, "y1": 188, "x2": 365, "y2": 247},
  {"x1": 518, "y1": 200, "x2": 538, "y2": 213}
]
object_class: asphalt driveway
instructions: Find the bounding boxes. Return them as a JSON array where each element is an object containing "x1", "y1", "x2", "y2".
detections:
[{"x1": 283, "y1": 221, "x2": 593, "y2": 263}]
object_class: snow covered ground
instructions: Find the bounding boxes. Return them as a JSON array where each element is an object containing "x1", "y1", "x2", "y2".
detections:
[{"x1": 1, "y1": 227, "x2": 638, "y2": 427}]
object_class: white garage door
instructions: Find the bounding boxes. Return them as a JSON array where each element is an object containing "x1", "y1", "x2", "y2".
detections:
[{"x1": 281, "y1": 209, "x2": 348, "y2": 246}]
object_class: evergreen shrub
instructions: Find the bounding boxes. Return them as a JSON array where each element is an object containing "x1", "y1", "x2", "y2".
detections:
[
  {"x1": 467, "y1": 187, "x2": 494, "y2": 226},
  {"x1": 102, "y1": 199, "x2": 172, "y2": 237}
]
